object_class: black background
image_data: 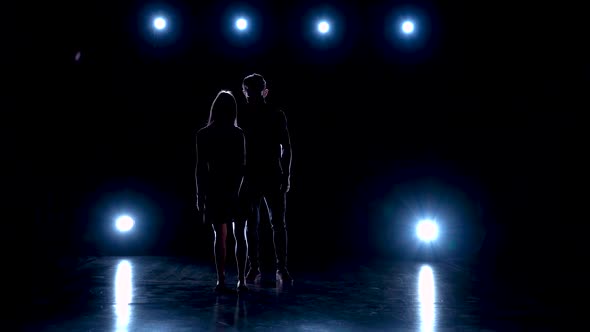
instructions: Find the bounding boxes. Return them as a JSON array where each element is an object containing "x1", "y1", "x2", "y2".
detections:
[{"x1": 2, "y1": 0, "x2": 585, "y2": 287}]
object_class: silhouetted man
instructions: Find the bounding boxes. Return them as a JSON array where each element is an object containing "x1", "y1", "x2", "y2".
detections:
[{"x1": 239, "y1": 73, "x2": 293, "y2": 283}]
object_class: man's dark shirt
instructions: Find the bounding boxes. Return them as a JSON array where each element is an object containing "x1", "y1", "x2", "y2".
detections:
[{"x1": 238, "y1": 102, "x2": 289, "y2": 181}]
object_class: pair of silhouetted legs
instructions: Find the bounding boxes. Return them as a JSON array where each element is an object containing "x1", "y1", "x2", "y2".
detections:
[
  {"x1": 212, "y1": 222, "x2": 248, "y2": 292},
  {"x1": 245, "y1": 192, "x2": 292, "y2": 283}
]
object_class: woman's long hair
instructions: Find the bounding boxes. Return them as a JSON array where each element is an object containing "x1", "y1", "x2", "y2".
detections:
[{"x1": 208, "y1": 90, "x2": 238, "y2": 127}]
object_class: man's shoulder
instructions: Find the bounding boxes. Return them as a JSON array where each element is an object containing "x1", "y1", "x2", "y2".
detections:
[
  {"x1": 272, "y1": 108, "x2": 287, "y2": 125},
  {"x1": 267, "y1": 103, "x2": 284, "y2": 113},
  {"x1": 244, "y1": 102, "x2": 283, "y2": 112},
  {"x1": 264, "y1": 104, "x2": 286, "y2": 120},
  {"x1": 233, "y1": 126, "x2": 245, "y2": 136},
  {"x1": 276, "y1": 108, "x2": 287, "y2": 119}
]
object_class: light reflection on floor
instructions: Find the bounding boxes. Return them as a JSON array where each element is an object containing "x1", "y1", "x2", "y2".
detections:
[
  {"x1": 114, "y1": 260, "x2": 133, "y2": 332},
  {"x1": 21, "y1": 257, "x2": 556, "y2": 331},
  {"x1": 418, "y1": 264, "x2": 436, "y2": 332}
]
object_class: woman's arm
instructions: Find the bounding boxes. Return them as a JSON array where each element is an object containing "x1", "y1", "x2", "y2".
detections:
[
  {"x1": 240, "y1": 130, "x2": 246, "y2": 176},
  {"x1": 234, "y1": 129, "x2": 247, "y2": 193},
  {"x1": 195, "y1": 132, "x2": 208, "y2": 209}
]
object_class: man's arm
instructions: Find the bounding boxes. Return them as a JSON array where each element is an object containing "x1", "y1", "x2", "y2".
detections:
[
  {"x1": 195, "y1": 132, "x2": 208, "y2": 208},
  {"x1": 279, "y1": 111, "x2": 292, "y2": 192},
  {"x1": 241, "y1": 130, "x2": 247, "y2": 174}
]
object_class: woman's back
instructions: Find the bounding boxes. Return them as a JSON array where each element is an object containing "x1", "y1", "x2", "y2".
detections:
[
  {"x1": 197, "y1": 124, "x2": 245, "y2": 189},
  {"x1": 195, "y1": 90, "x2": 249, "y2": 293}
]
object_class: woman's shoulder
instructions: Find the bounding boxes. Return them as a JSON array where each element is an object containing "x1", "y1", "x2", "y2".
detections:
[
  {"x1": 197, "y1": 125, "x2": 211, "y2": 135},
  {"x1": 196, "y1": 126, "x2": 212, "y2": 142}
]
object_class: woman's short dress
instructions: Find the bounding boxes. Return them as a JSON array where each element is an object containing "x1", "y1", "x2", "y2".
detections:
[
  {"x1": 198, "y1": 125, "x2": 245, "y2": 225},
  {"x1": 204, "y1": 180, "x2": 241, "y2": 225}
]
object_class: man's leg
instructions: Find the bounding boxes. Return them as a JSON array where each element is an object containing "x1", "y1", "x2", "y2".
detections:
[
  {"x1": 245, "y1": 195, "x2": 262, "y2": 282},
  {"x1": 265, "y1": 190, "x2": 292, "y2": 282}
]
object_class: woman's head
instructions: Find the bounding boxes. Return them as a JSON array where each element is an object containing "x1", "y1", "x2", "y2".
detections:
[{"x1": 208, "y1": 90, "x2": 237, "y2": 127}]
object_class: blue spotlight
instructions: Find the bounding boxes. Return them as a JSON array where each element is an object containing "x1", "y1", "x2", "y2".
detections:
[
  {"x1": 416, "y1": 219, "x2": 439, "y2": 242},
  {"x1": 317, "y1": 20, "x2": 330, "y2": 34},
  {"x1": 153, "y1": 17, "x2": 167, "y2": 30},
  {"x1": 402, "y1": 20, "x2": 415, "y2": 34},
  {"x1": 236, "y1": 17, "x2": 248, "y2": 31},
  {"x1": 116, "y1": 215, "x2": 135, "y2": 232}
]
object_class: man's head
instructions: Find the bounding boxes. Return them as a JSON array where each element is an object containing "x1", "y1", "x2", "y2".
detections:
[{"x1": 242, "y1": 73, "x2": 268, "y2": 101}]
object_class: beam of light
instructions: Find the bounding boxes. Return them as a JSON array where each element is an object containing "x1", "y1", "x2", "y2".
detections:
[
  {"x1": 236, "y1": 18, "x2": 248, "y2": 31},
  {"x1": 418, "y1": 265, "x2": 436, "y2": 332},
  {"x1": 153, "y1": 17, "x2": 167, "y2": 30},
  {"x1": 416, "y1": 219, "x2": 439, "y2": 242},
  {"x1": 318, "y1": 21, "x2": 330, "y2": 34},
  {"x1": 402, "y1": 20, "x2": 415, "y2": 34},
  {"x1": 114, "y1": 260, "x2": 133, "y2": 332},
  {"x1": 116, "y1": 215, "x2": 135, "y2": 232}
]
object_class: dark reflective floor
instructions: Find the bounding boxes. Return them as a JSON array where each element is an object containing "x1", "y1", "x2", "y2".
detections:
[{"x1": 17, "y1": 256, "x2": 563, "y2": 331}]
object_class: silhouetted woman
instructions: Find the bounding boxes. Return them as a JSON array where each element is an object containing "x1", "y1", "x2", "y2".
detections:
[{"x1": 196, "y1": 91, "x2": 248, "y2": 293}]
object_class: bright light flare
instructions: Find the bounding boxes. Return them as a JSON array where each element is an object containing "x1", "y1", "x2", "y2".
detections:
[
  {"x1": 236, "y1": 18, "x2": 248, "y2": 31},
  {"x1": 318, "y1": 21, "x2": 330, "y2": 34},
  {"x1": 116, "y1": 215, "x2": 135, "y2": 232},
  {"x1": 416, "y1": 219, "x2": 439, "y2": 242},
  {"x1": 153, "y1": 17, "x2": 167, "y2": 30},
  {"x1": 402, "y1": 20, "x2": 415, "y2": 34}
]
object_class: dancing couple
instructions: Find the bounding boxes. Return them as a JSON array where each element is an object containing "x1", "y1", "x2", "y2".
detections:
[{"x1": 195, "y1": 74, "x2": 293, "y2": 293}]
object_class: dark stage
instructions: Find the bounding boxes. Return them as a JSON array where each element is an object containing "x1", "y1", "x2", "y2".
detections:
[{"x1": 2, "y1": 0, "x2": 586, "y2": 330}]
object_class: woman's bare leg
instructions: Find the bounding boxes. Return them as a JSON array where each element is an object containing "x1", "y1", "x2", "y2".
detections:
[
  {"x1": 212, "y1": 223, "x2": 228, "y2": 286},
  {"x1": 233, "y1": 221, "x2": 248, "y2": 290}
]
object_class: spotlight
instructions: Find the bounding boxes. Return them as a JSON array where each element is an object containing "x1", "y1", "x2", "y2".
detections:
[
  {"x1": 402, "y1": 20, "x2": 415, "y2": 34},
  {"x1": 236, "y1": 17, "x2": 248, "y2": 31},
  {"x1": 153, "y1": 17, "x2": 167, "y2": 30},
  {"x1": 116, "y1": 215, "x2": 135, "y2": 232},
  {"x1": 317, "y1": 21, "x2": 330, "y2": 34},
  {"x1": 416, "y1": 219, "x2": 438, "y2": 242}
]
